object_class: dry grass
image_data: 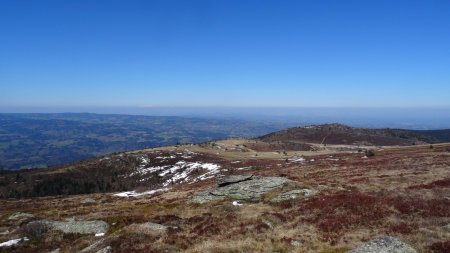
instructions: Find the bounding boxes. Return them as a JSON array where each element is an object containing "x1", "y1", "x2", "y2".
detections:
[{"x1": 1, "y1": 143, "x2": 449, "y2": 252}]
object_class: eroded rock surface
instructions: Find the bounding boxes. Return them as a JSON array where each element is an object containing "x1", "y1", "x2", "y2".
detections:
[
  {"x1": 191, "y1": 176, "x2": 291, "y2": 203},
  {"x1": 346, "y1": 236, "x2": 417, "y2": 253}
]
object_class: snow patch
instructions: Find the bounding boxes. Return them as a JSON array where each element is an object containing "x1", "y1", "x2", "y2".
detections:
[
  {"x1": 114, "y1": 188, "x2": 169, "y2": 197},
  {"x1": 232, "y1": 201, "x2": 243, "y2": 206},
  {"x1": 0, "y1": 237, "x2": 29, "y2": 247},
  {"x1": 95, "y1": 233, "x2": 105, "y2": 237},
  {"x1": 289, "y1": 157, "x2": 306, "y2": 163}
]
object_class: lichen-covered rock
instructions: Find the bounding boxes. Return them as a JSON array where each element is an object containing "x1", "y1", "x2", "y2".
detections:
[
  {"x1": 270, "y1": 189, "x2": 317, "y2": 202},
  {"x1": 346, "y1": 236, "x2": 417, "y2": 253},
  {"x1": 191, "y1": 176, "x2": 291, "y2": 203},
  {"x1": 216, "y1": 175, "x2": 253, "y2": 187},
  {"x1": 36, "y1": 218, "x2": 108, "y2": 235}
]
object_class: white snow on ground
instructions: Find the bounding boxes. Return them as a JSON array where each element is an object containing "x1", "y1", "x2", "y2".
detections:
[
  {"x1": 0, "y1": 237, "x2": 29, "y2": 247},
  {"x1": 232, "y1": 201, "x2": 243, "y2": 206},
  {"x1": 126, "y1": 151, "x2": 221, "y2": 187},
  {"x1": 154, "y1": 155, "x2": 176, "y2": 160},
  {"x1": 236, "y1": 167, "x2": 251, "y2": 170},
  {"x1": 140, "y1": 156, "x2": 150, "y2": 165},
  {"x1": 114, "y1": 188, "x2": 169, "y2": 197},
  {"x1": 95, "y1": 233, "x2": 105, "y2": 237},
  {"x1": 161, "y1": 161, "x2": 221, "y2": 186},
  {"x1": 289, "y1": 157, "x2": 306, "y2": 163},
  {"x1": 231, "y1": 161, "x2": 241, "y2": 164}
]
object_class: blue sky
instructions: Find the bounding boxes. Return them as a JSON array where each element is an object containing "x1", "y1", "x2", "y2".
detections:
[{"x1": 1, "y1": 0, "x2": 450, "y2": 108}]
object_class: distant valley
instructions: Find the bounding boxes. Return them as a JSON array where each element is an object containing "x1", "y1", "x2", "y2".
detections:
[{"x1": 0, "y1": 113, "x2": 295, "y2": 170}]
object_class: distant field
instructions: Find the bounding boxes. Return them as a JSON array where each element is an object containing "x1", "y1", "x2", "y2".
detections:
[{"x1": 0, "y1": 113, "x2": 294, "y2": 170}]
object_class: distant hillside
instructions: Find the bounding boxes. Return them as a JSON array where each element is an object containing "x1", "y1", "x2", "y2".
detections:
[
  {"x1": 258, "y1": 123, "x2": 450, "y2": 146},
  {"x1": 0, "y1": 113, "x2": 293, "y2": 170}
]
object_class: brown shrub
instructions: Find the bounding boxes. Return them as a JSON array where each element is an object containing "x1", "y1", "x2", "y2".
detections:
[
  {"x1": 392, "y1": 198, "x2": 450, "y2": 217},
  {"x1": 388, "y1": 222, "x2": 418, "y2": 234},
  {"x1": 296, "y1": 191, "x2": 391, "y2": 243},
  {"x1": 407, "y1": 178, "x2": 450, "y2": 189},
  {"x1": 429, "y1": 241, "x2": 450, "y2": 253},
  {"x1": 109, "y1": 233, "x2": 157, "y2": 252},
  {"x1": 151, "y1": 214, "x2": 182, "y2": 226}
]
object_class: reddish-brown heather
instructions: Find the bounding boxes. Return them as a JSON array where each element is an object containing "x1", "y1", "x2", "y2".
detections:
[{"x1": 429, "y1": 241, "x2": 450, "y2": 253}]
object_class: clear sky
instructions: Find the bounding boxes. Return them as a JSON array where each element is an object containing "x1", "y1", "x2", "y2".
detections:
[{"x1": 1, "y1": 0, "x2": 450, "y2": 108}]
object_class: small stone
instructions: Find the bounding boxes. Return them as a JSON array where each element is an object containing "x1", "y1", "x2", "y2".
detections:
[
  {"x1": 291, "y1": 240, "x2": 302, "y2": 247},
  {"x1": 8, "y1": 212, "x2": 34, "y2": 220},
  {"x1": 261, "y1": 219, "x2": 273, "y2": 230},
  {"x1": 96, "y1": 246, "x2": 112, "y2": 253},
  {"x1": 139, "y1": 222, "x2": 167, "y2": 233},
  {"x1": 81, "y1": 198, "x2": 96, "y2": 204}
]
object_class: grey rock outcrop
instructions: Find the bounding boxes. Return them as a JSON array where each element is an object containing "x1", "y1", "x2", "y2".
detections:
[
  {"x1": 34, "y1": 218, "x2": 108, "y2": 235},
  {"x1": 346, "y1": 236, "x2": 416, "y2": 253},
  {"x1": 270, "y1": 189, "x2": 317, "y2": 202},
  {"x1": 191, "y1": 176, "x2": 291, "y2": 203}
]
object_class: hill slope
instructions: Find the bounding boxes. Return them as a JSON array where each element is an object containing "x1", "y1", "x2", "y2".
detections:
[
  {"x1": 258, "y1": 123, "x2": 450, "y2": 146},
  {"x1": 0, "y1": 135, "x2": 449, "y2": 252}
]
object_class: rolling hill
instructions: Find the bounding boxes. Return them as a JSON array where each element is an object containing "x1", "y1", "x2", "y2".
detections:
[{"x1": 258, "y1": 123, "x2": 450, "y2": 146}]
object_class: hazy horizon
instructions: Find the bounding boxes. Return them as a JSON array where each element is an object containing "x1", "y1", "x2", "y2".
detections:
[{"x1": 2, "y1": 106, "x2": 450, "y2": 130}]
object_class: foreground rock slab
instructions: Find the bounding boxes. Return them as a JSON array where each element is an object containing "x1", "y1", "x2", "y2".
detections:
[
  {"x1": 31, "y1": 218, "x2": 109, "y2": 235},
  {"x1": 346, "y1": 236, "x2": 417, "y2": 253},
  {"x1": 191, "y1": 176, "x2": 291, "y2": 203}
]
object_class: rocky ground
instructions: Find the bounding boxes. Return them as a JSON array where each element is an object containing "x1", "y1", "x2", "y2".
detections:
[{"x1": 0, "y1": 140, "x2": 449, "y2": 252}]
